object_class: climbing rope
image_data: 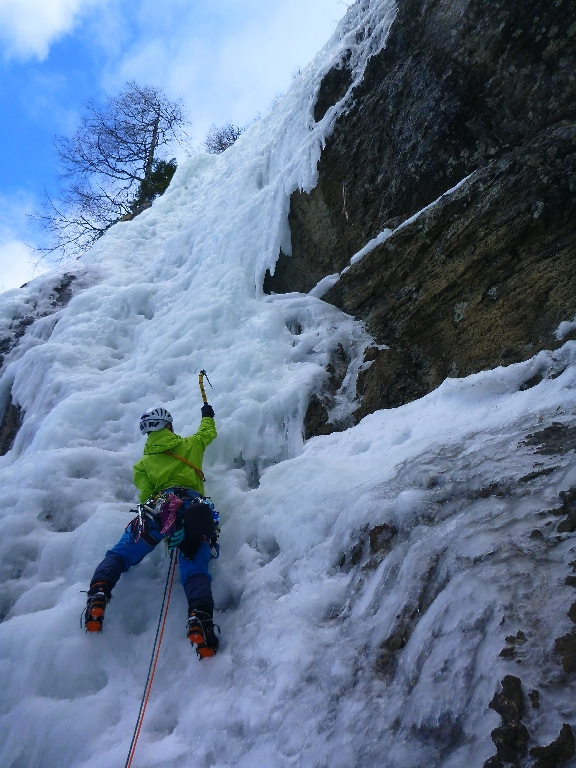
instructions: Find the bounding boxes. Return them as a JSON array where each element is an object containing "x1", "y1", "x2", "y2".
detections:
[{"x1": 125, "y1": 550, "x2": 178, "y2": 768}]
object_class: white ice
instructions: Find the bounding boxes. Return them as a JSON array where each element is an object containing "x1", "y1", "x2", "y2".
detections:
[
  {"x1": 1, "y1": 1, "x2": 575, "y2": 766},
  {"x1": 556, "y1": 316, "x2": 576, "y2": 341}
]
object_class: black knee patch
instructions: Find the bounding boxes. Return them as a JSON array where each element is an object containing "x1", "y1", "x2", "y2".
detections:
[{"x1": 179, "y1": 502, "x2": 216, "y2": 560}]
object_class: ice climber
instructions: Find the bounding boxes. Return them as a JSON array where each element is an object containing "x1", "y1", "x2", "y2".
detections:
[{"x1": 84, "y1": 404, "x2": 220, "y2": 658}]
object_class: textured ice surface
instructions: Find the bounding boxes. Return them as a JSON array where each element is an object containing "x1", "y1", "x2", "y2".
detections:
[{"x1": 1, "y1": 1, "x2": 576, "y2": 766}]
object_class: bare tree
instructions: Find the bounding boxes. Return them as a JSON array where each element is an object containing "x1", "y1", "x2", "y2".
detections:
[
  {"x1": 35, "y1": 82, "x2": 191, "y2": 259},
  {"x1": 202, "y1": 122, "x2": 245, "y2": 154}
]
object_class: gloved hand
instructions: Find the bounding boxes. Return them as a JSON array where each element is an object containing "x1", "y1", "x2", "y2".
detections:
[
  {"x1": 201, "y1": 403, "x2": 215, "y2": 418},
  {"x1": 166, "y1": 527, "x2": 185, "y2": 551}
]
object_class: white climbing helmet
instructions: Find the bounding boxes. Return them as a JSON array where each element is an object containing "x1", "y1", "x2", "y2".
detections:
[{"x1": 139, "y1": 406, "x2": 173, "y2": 435}]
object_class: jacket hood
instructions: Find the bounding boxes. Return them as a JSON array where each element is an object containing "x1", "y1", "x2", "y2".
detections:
[{"x1": 143, "y1": 428, "x2": 182, "y2": 455}]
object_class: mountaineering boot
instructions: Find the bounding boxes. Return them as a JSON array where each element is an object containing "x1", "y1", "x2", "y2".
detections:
[
  {"x1": 84, "y1": 582, "x2": 111, "y2": 633},
  {"x1": 187, "y1": 609, "x2": 219, "y2": 659}
]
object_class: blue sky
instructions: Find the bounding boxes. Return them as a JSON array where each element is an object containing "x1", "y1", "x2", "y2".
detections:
[{"x1": 0, "y1": 0, "x2": 348, "y2": 291}]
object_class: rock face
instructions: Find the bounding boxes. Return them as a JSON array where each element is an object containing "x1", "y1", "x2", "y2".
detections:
[
  {"x1": 264, "y1": 0, "x2": 576, "y2": 423},
  {"x1": 486, "y1": 675, "x2": 529, "y2": 766},
  {"x1": 530, "y1": 724, "x2": 576, "y2": 768},
  {"x1": 0, "y1": 402, "x2": 22, "y2": 457},
  {"x1": 0, "y1": 273, "x2": 77, "y2": 370},
  {"x1": 0, "y1": 272, "x2": 81, "y2": 455}
]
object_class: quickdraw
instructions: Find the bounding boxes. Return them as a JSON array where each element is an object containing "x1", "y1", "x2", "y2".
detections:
[
  {"x1": 129, "y1": 502, "x2": 156, "y2": 544},
  {"x1": 129, "y1": 492, "x2": 180, "y2": 544}
]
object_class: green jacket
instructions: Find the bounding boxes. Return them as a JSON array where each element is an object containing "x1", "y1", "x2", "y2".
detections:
[{"x1": 133, "y1": 417, "x2": 217, "y2": 503}]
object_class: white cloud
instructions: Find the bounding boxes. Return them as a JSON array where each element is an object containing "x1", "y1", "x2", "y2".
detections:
[
  {"x1": 0, "y1": 194, "x2": 46, "y2": 292},
  {"x1": 0, "y1": 240, "x2": 40, "y2": 292},
  {"x1": 0, "y1": 0, "x2": 106, "y2": 60},
  {"x1": 100, "y1": 0, "x2": 348, "y2": 144}
]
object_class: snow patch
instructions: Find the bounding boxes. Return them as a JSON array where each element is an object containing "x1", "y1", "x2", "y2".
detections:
[{"x1": 555, "y1": 315, "x2": 576, "y2": 340}]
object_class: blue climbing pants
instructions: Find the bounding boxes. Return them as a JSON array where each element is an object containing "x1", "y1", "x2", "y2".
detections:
[{"x1": 91, "y1": 523, "x2": 214, "y2": 613}]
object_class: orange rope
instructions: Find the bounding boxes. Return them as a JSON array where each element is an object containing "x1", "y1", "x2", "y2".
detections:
[
  {"x1": 163, "y1": 451, "x2": 206, "y2": 482},
  {"x1": 125, "y1": 551, "x2": 178, "y2": 768}
]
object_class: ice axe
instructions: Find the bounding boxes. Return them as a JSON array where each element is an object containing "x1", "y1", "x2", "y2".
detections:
[{"x1": 198, "y1": 369, "x2": 212, "y2": 404}]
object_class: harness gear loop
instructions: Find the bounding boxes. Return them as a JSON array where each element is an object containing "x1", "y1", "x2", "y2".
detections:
[
  {"x1": 198, "y1": 369, "x2": 212, "y2": 404},
  {"x1": 125, "y1": 550, "x2": 177, "y2": 768},
  {"x1": 164, "y1": 451, "x2": 206, "y2": 482}
]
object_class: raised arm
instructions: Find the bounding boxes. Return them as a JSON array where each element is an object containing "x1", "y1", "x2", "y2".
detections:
[{"x1": 194, "y1": 404, "x2": 217, "y2": 449}]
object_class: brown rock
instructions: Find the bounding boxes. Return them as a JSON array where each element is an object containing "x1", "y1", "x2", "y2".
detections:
[
  {"x1": 265, "y1": 0, "x2": 576, "y2": 419},
  {"x1": 519, "y1": 466, "x2": 556, "y2": 483},
  {"x1": 544, "y1": 487, "x2": 576, "y2": 533},
  {"x1": 554, "y1": 632, "x2": 576, "y2": 673},
  {"x1": 0, "y1": 399, "x2": 22, "y2": 457},
  {"x1": 271, "y1": 0, "x2": 576, "y2": 295},
  {"x1": 303, "y1": 394, "x2": 331, "y2": 440},
  {"x1": 489, "y1": 675, "x2": 525, "y2": 723},
  {"x1": 557, "y1": 516, "x2": 576, "y2": 535},
  {"x1": 323, "y1": 137, "x2": 576, "y2": 419},
  {"x1": 528, "y1": 689, "x2": 540, "y2": 710},
  {"x1": 504, "y1": 631, "x2": 526, "y2": 645},
  {"x1": 524, "y1": 430, "x2": 576, "y2": 457},
  {"x1": 530, "y1": 724, "x2": 575, "y2": 768},
  {"x1": 382, "y1": 631, "x2": 406, "y2": 654},
  {"x1": 375, "y1": 629, "x2": 408, "y2": 676},
  {"x1": 491, "y1": 723, "x2": 529, "y2": 762},
  {"x1": 369, "y1": 523, "x2": 398, "y2": 554},
  {"x1": 487, "y1": 676, "x2": 529, "y2": 764},
  {"x1": 483, "y1": 758, "x2": 504, "y2": 768},
  {"x1": 302, "y1": 343, "x2": 352, "y2": 438},
  {"x1": 313, "y1": 59, "x2": 352, "y2": 123}
]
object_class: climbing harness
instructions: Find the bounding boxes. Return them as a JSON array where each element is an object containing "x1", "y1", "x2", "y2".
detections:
[
  {"x1": 129, "y1": 498, "x2": 163, "y2": 545},
  {"x1": 124, "y1": 550, "x2": 177, "y2": 768},
  {"x1": 130, "y1": 488, "x2": 220, "y2": 558},
  {"x1": 129, "y1": 491, "x2": 184, "y2": 544}
]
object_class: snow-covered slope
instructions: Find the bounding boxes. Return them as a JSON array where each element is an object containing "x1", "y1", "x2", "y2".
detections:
[{"x1": 1, "y1": 1, "x2": 576, "y2": 766}]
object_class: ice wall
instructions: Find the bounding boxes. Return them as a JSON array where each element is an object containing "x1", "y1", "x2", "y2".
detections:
[{"x1": 1, "y1": 0, "x2": 576, "y2": 766}]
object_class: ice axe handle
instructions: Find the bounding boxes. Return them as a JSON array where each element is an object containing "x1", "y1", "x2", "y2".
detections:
[{"x1": 198, "y1": 370, "x2": 212, "y2": 404}]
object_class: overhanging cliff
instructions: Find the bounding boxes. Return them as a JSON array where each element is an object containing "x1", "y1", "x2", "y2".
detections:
[{"x1": 264, "y1": 0, "x2": 576, "y2": 423}]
